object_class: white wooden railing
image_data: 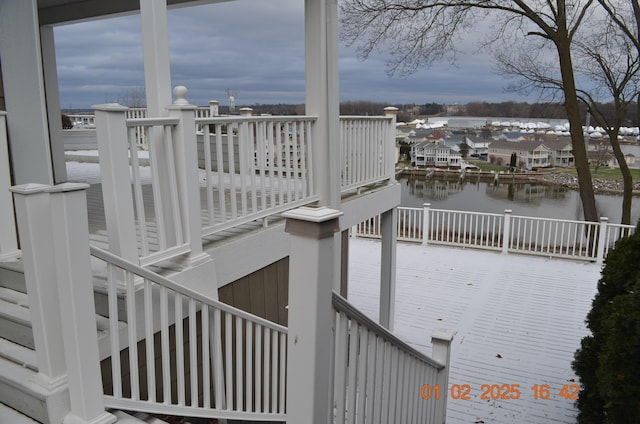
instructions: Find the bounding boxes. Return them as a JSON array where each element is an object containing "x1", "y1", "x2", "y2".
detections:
[
  {"x1": 340, "y1": 108, "x2": 397, "y2": 192},
  {"x1": 0, "y1": 111, "x2": 20, "y2": 261},
  {"x1": 195, "y1": 112, "x2": 319, "y2": 235},
  {"x1": 94, "y1": 91, "x2": 397, "y2": 267},
  {"x1": 92, "y1": 245, "x2": 287, "y2": 421},
  {"x1": 355, "y1": 204, "x2": 636, "y2": 264},
  {"x1": 332, "y1": 293, "x2": 453, "y2": 423}
]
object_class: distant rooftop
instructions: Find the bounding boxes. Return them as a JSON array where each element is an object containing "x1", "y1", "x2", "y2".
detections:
[{"x1": 348, "y1": 238, "x2": 600, "y2": 423}]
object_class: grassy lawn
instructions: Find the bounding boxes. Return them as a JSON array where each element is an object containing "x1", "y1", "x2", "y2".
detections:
[{"x1": 466, "y1": 159, "x2": 510, "y2": 173}]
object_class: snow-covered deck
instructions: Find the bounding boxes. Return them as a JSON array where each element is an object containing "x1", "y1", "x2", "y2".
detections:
[{"x1": 348, "y1": 238, "x2": 600, "y2": 423}]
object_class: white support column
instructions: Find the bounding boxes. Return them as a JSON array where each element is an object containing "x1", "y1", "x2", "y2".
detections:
[
  {"x1": 432, "y1": 329, "x2": 455, "y2": 424},
  {"x1": 10, "y1": 184, "x2": 70, "y2": 423},
  {"x1": 305, "y1": 0, "x2": 342, "y2": 293},
  {"x1": 0, "y1": 112, "x2": 19, "y2": 261},
  {"x1": 596, "y1": 217, "x2": 609, "y2": 265},
  {"x1": 502, "y1": 209, "x2": 512, "y2": 255},
  {"x1": 0, "y1": 0, "x2": 54, "y2": 185},
  {"x1": 140, "y1": 0, "x2": 172, "y2": 117},
  {"x1": 41, "y1": 25, "x2": 67, "y2": 183},
  {"x1": 167, "y1": 86, "x2": 210, "y2": 267},
  {"x1": 379, "y1": 207, "x2": 397, "y2": 331},
  {"x1": 140, "y1": 0, "x2": 179, "y2": 248},
  {"x1": 93, "y1": 104, "x2": 139, "y2": 263},
  {"x1": 422, "y1": 203, "x2": 431, "y2": 246},
  {"x1": 305, "y1": 0, "x2": 340, "y2": 209},
  {"x1": 47, "y1": 183, "x2": 116, "y2": 424},
  {"x1": 384, "y1": 107, "x2": 399, "y2": 182},
  {"x1": 284, "y1": 206, "x2": 343, "y2": 424}
]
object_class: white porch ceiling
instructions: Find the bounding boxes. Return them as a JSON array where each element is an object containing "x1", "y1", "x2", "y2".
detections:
[{"x1": 37, "y1": 0, "x2": 232, "y2": 26}]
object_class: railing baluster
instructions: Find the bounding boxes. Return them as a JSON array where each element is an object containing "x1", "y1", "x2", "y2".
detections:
[
  {"x1": 160, "y1": 286, "x2": 171, "y2": 404},
  {"x1": 225, "y1": 312, "x2": 233, "y2": 410},
  {"x1": 175, "y1": 293, "x2": 185, "y2": 405},
  {"x1": 202, "y1": 305, "x2": 211, "y2": 408},
  {"x1": 144, "y1": 279, "x2": 156, "y2": 402},
  {"x1": 255, "y1": 325, "x2": 262, "y2": 412},
  {"x1": 263, "y1": 327, "x2": 271, "y2": 412},
  {"x1": 245, "y1": 321, "x2": 253, "y2": 412},
  {"x1": 235, "y1": 316, "x2": 243, "y2": 412},
  {"x1": 189, "y1": 299, "x2": 199, "y2": 406},
  {"x1": 107, "y1": 264, "x2": 122, "y2": 398}
]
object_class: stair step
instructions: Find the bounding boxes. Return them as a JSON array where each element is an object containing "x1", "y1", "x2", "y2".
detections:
[
  {"x1": 0, "y1": 337, "x2": 37, "y2": 371},
  {"x1": 0, "y1": 402, "x2": 39, "y2": 424},
  {"x1": 0, "y1": 295, "x2": 34, "y2": 349},
  {"x1": 0, "y1": 354, "x2": 69, "y2": 424},
  {"x1": 0, "y1": 261, "x2": 26, "y2": 293}
]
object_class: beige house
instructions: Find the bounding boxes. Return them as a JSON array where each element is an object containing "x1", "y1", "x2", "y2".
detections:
[{"x1": 487, "y1": 139, "x2": 551, "y2": 169}]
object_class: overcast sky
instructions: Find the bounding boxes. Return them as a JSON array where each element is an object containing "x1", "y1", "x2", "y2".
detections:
[{"x1": 53, "y1": 0, "x2": 536, "y2": 110}]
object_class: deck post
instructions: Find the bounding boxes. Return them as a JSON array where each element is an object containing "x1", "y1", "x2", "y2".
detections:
[
  {"x1": 209, "y1": 100, "x2": 219, "y2": 117},
  {"x1": 380, "y1": 207, "x2": 397, "y2": 330},
  {"x1": 596, "y1": 217, "x2": 609, "y2": 265},
  {"x1": 422, "y1": 203, "x2": 431, "y2": 245},
  {"x1": 432, "y1": 329, "x2": 455, "y2": 424},
  {"x1": 10, "y1": 184, "x2": 70, "y2": 423},
  {"x1": 502, "y1": 209, "x2": 512, "y2": 255},
  {"x1": 166, "y1": 86, "x2": 210, "y2": 266},
  {"x1": 284, "y1": 206, "x2": 343, "y2": 424},
  {"x1": 384, "y1": 107, "x2": 398, "y2": 182},
  {"x1": 93, "y1": 104, "x2": 139, "y2": 264},
  {"x1": 0, "y1": 112, "x2": 20, "y2": 261},
  {"x1": 47, "y1": 183, "x2": 116, "y2": 424}
]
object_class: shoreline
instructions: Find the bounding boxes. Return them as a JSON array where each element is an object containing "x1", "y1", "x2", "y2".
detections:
[{"x1": 396, "y1": 167, "x2": 640, "y2": 196}]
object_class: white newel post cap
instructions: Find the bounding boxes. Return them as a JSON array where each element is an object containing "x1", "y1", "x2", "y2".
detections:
[
  {"x1": 173, "y1": 86, "x2": 189, "y2": 106},
  {"x1": 45, "y1": 182, "x2": 90, "y2": 193},
  {"x1": 239, "y1": 107, "x2": 253, "y2": 116},
  {"x1": 10, "y1": 183, "x2": 51, "y2": 195},
  {"x1": 283, "y1": 206, "x2": 343, "y2": 239},
  {"x1": 91, "y1": 103, "x2": 128, "y2": 112},
  {"x1": 384, "y1": 106, "x2": 399, "y2": 116}
]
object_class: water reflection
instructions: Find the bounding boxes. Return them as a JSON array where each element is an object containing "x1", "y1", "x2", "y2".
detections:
[{"x1": 400, "y1": 176, "x2": 639, "y2": 224}]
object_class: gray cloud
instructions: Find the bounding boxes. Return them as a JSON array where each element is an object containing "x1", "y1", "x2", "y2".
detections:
[{"x1": 54, "y1": 0, "x2": 535, "y2": 110}]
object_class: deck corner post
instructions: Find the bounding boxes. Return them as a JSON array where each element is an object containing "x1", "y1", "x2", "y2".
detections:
[
  {"x1": 502, "y1": 209, "x2": 512, "y2": 255},
  {"x1": 47, "y1": 183, "x2": 116, "y2": 424},
  {"x1": 93, "y1": 103, "x2": 139, "y2": 263},
  {"x1": 380, "y1": 207, "x2": 397, "y2": 331},
  {"x1": 167, "y1": 87, "x2": 209, "y2": 266},
  {"x1": 384, "y1": 106, "x2": 399, "y2": 182},
  {"x1": 432, "y1": 329, "x2": 455, "y2": 424},
  {"x1": 10, "y1": 184, "x2": 70, "y2": 422},
  {"x1": 422, "y1": 203, "x2": 431, "y2": 246},
  {"x1": 284, "y1": 206, "x2": 343, "y2": 424},
  {"x1": 596, "y1": 216, "x2": 609, "y2": 265}
]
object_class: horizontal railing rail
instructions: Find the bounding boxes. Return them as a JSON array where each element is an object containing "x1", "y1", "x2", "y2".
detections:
[
  {"x1": 331, "y1": 292, "x2": 446, "y2": 423},
  {"x1": 354, "y1": 205, "x2": 636, "y2": 264},
  {"x1": 91, "y1": 245, "x2": 287, "y2": 421},
  {"x1": 195, "y1": 115, "x2": 319, "y2": 236}
]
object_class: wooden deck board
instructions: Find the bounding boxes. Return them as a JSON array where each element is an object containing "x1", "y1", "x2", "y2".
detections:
[{"x1": 348, "y1": 238, "x2": 600, "y2": 423}]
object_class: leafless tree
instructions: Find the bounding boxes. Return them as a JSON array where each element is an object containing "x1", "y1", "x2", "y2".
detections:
[
  {"x1": 573, "y1": 23, "x2": 640, "y2": 225},
  {"x1": 340, "y1": 0, "x2": 599, "y2": 222}
]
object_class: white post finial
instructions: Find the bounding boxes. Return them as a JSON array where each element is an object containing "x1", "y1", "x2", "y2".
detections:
[
  {"x1": 173, "y1": 86, "x2": 189, "y2": 106},
  {"x1": 239, "y1": 107, "x2": 253, "y2": 116},
  {"x1": 209, "y1": 100, "x2": 220, "y2": 117}
]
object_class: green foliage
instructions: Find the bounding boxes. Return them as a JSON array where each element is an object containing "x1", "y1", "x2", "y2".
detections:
[{"x1": 573, "y1": 224, "x2": 640, "y2": 422}]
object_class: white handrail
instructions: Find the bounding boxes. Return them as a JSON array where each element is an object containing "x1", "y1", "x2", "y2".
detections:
[
  {"x1": 355, "y1": 206, "x2": 636, "y2": 263},
  {"x1": 331, "y1": 292, "x2": 449, "y2": 423},
  {"x1": 91, "y1": 245, "x2": 287, "y2": 421}
]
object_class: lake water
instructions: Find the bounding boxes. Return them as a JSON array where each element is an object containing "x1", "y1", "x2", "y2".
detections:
[{"x1": 399, "y1": 176, "x2": 640, "y2": 224}]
